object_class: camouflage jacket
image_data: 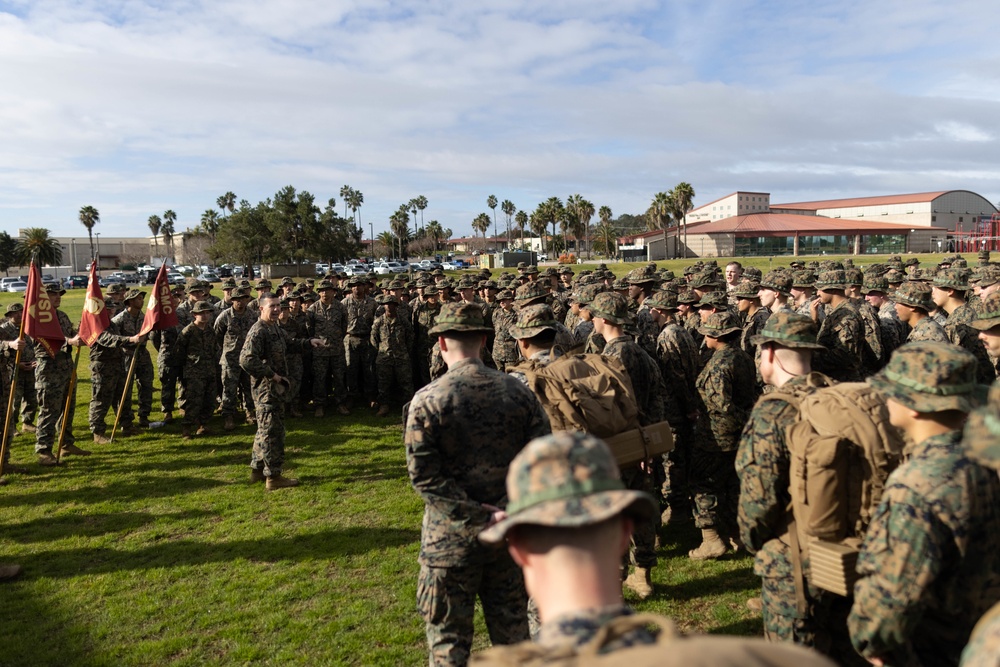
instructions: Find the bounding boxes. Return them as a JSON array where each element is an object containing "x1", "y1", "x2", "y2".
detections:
[
  {"x1": 239, "y1": 319, "x2": 313, "y2": 407},
  {"x1": 696, "y1": 344, "x2": 757, "y2": 452},
  {"x1": 411, "y1": 301, "x2": 441, "y2": 352},
  {"x1": 175, "y1": 322, "x2": 218, "y2": 377},
  {"x1": 850, "y1": 299, "x2": 885, "y2": 375},
  {"x1": 634, "y1": 304, "x2": 659, "y2": 358},
  {"x1": 535, "y1": 605, "x2": 657, "y2": 653},
  {"x1": 907, "y1": 315, "x2": 949, "y2": 344},
  {"x1": 307, "y1": 299, "x2": 347, "y2": 351},
  {"x1": 849, "y1": 431, "x2": 1000, "y2": 665},
  {"x1": 404, "y1": 357, "x2": 551, "y2": 566},
  {"x1": 878, "y1": 301, "x2": 905, "y2": 359},
  {"x1": 491, "y1": 306, "x2": 519, "y2": 365},
  {"x1": 654, "y1": 322, "x2": 700, "y2": 427},
  {"x1": 342, "y1": 294, "x2": 377, "y2": 337},
  {"x1": 111, "y1": 308, "x2": 152, "y2": 364},
  {"x1": 572, "y1": 319, "x2": 594, "y2": 347},
  {"x1": 946, "y1": 305, "x2": 996, "y2": 384},
  {"x1": 214, "y1": 306, "x2": 257, "y2": 366},
  {"x1": 603, "y1": 335, "x2": 666, "y2": 427},
  {"x1": 814, "y1": 300, "x2": 864, "y2": 382},
  {"x1": 35, "y1": 310, "x2": 77, "y2": 370},
  {"x1": 89, "y1": 317, "x2": 133, "y2": 367},
  {"x1": 371, "y1": 313, "x2": 412, "y2": 360},
  {"x1": 740, "y1": 306, "x2": 770, "y2": 359},
  {"x1": 278, "y1": 316, "x2": 305, "y2": 356}
]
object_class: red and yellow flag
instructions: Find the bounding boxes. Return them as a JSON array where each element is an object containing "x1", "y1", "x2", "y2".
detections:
[
  {"x1": 23, "y1": 262, "x2": 66, "y2": 357},
  {"x1": 139, "y1": 265, "x2": 179, "y2": 335},
  {"x1": 78, "y1": 262, "x2": 111, "y2": 346}
]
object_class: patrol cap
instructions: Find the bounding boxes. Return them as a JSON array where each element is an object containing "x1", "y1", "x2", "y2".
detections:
[
  {"x1": 733, "y1": 281, "x2": 761, "y2": 299},
  {"x1": 972, "y1": 292, "x2": 1000, "y2": 331},
  {"x1": 750, "y1": 311, "x2": 825, "y2": 350},
  {"x1": 232, "y1": 287, "x2": 251, "y2": 300},
  {"x1": 587, "y1": 292, "x2": 634, "y2": 326},
  {"x1": 697, "y1": 291, "x2": 728, "y2": 309},
  {"x1": 645, "y1": 290, "x2": 678, "y2": 311},
  {"x1": 509, "y1": 304, "x2": 559, "y2": 340},
  {"x1": 192, "y1": 301, "x2": 214, "y2": 314},
  {"x1": 932, "y1": 268, "x2": 971, "y2": 292},
  {"x1": 698, "y1": 311, "x2": 741, "y2": 338},
  {"x1": 814, "y1": 270, "x2": 848, "y2": 291},
  {"x1": 962, "y1": 382, "x2": 1000, "y2": 471},
  {"x1": 893, "y1": 281, "x2": 934, "y2": 312},
  {"x1": 869, "y1": 342, "x2": 983, "y2": 414},
  {"x1": 427, "y1": 302, "x2": 492, "y2": 336},
  {"x1": 5, "y1": 302, "x2": 24, "y2": 316},
  {"x1": 479, "y1": 432, "x2": 657, "y2": 544},
  {"x1": 123, "y1": 289, "x2": 144, "y2": 301},
  {"x1": 760, "y1": 270, "x2": 792, "y2": 296}
]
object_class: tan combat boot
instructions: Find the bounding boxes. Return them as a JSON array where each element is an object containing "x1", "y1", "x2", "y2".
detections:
[
  {"x1": 688, "y1": 528, "x2": 728, "y2": 560},
  {"x1": 21, "y1": 423, "x2": 36, "y2": 433},
  {"x1": 196, "y1": 425, "x2": 210, "y2": 436},
  {"x1": 0, "y1": 563, "x2": 23, "y2": 581},
  {"x1": 746, "y1": 597, "x2": 763, "y2": 613},
  {"x1": 266, "y1": 474, "x2": 300, "y2": 491},
  {"x1": 37, "y1": 451, "x2": 59, "y2": 466},
  {"x1": 624, "y1": 567, "x2": 653, "y2": 599},
  {"x1": 337, "y1": 404, "x2": 351, "y2": 416},
  {"x1": 376, "y1": 404, "x2": 391, "y2": 418},
  {"x1": 60, "y1": 443, "x2": 92, "y2": 457},
  {"x1": 314, "y1": 406, "x2": 324, "y2": 418},
  {"x1": 163, "y1": 411, "x2": 174, "y2": 424},
  {"x1": 224, "y1": 415, "x2": 235, "y2": 431},
  {"x1": 93, "y1": 432, "x2": 111, "y2": 445},
  {"x1": 250, "y1": 469, "x2": 265, "y2": 484},
  {"x1": 182, "y1": 425, "x2": 193, "y2": 441}
]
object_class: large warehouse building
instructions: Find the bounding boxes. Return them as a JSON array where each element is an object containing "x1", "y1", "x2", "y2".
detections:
[{"x1": 620, "y1": 189, "x2": 998, "y2": 259}]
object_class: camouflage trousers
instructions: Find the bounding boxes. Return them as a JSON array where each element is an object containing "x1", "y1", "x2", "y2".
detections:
[
  {"x1": 413, "y1": 345, "x2": 433, "y2": 389},
  {"x1": 344, "y1": 335, "x2": 376, "y2": 402},
  {"x1": 620, "y1": 466, "x2": 657, "y2": 569},
  {"x1": 15, "y1": 368, "x2": 37, "y2": 426},
  {"x1": 416, "y1": 552, "x2": 529, "y2": 667},
  {"x1": 220, "y1": 360, "x2": 254, "y2": 418},
  {"x1": 35, "y1": 352, "x2": 77, "y2": 453},
  {"x1": 250, "y1": 403, "x2": 286, "y2": 477},
  {"x1": 312, "y1": 350, "x2": 347, "y2": 406},
  {"x1": 180, "y1": 370, "x2": 216, "y2": 427},
  {"x1": 689, "y1": 448, "x2": 739, "y2": 535},
  {"x1": 120, "y1": 353, "x2": 154, "y2": 423},
  {"x1": 284, "y1": 354, "x2": 302, "y2": 408},
  {"x1": 89, "y1": 360, "x2": 127, "y2": 434},
  {"x1": 659, "y1": 423, "x2": 692, "y2": 515},
  {"x1": 0, "y1": 376, "x2": 12, "y2": 465},
  {"x1": 375, "y1": 355, "x2": 413, "y2": 407},
  {"x1": 157, "y1": 354, "x2": 179, "y2": 414}
]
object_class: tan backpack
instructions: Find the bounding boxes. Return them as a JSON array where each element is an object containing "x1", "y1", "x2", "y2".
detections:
[
  {"x1": 509, "y1": 353, "x2": 639, "y2": 439},
  {"x1": 760, "y1": 373, "x2": 903, "y2": 606},
  {"x1": 472, "y1": 613, "x2": 836, "y2": 666}
]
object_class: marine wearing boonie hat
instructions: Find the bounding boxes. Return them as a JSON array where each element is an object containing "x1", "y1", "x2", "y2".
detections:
[
  {"x1": 972, "y1": 292, "x2": 1000, "y2": 331},
  {"x1": 514, "y1": 282, "x2": 549, "y2": 306},
  {"x1": 697, "y1": 291, "x2": 728, "y2": 309},
  {"x1": 508, "y1": 304, "x2": 559, "y2": 340},
  {"x1": 478, "y1": 432, "x2": 656, "y2": 544},
  {"x1": 191, "y1": 301, "x2": 214, "y2": 314},
  {"x1": 107, "y1": 282, "x2": 127, "y2": 295},
  {"x1": 894, "y1": 281, "x2": 935, "y2": 312},
  {"x1": 750, "y1": 311, "x2": 825, "y2": 350},
  {"x1": 427, "y1": 302, "x2": 492, "y2": 336},
  {"x1": 861, "y1": 275, "x2": 889, "y2": 295},
  {"x1": 574, "y1": 283, "x2": 607, "y2": 306},
  {"x1": 868, "y1": 342, "x2": 984, "y2": 413},
  {"x1": 689, "y1": 271, "x2": 720, "y2": 289},
  {"x1": 123, "y1": 288, "x2": 145, "y2": 302},
  {"x1": 645, "y1": 291, "x2": 679, "y2": 311},
  {"x1": 698, "y1": 311, "x2": 741, "y2": 338},
  {"x1": 933, "y1": 268, "x2": 971, "y2": 292},
  {"x1": 587, "y1": 291, "x2": 634, "y2": 326},
  {"x1": 232, "y1": 287, "x2": 251, "y2": 300},
  {"x1": 760, "y1": 270, "x2": 793, "y2": 295},
  {"x1": 221, "y1": 278, "x2": 237, "y2": 290},
  {"x1": 814, "y1": 270, "x2": 848, "y2": 292},
  {"x1": 375, "y1": 294, "x2": 399, "y2": 306},
  {"x1": 4, "y1": 302, "x2": 24, "y2": 316},
  {"x1": 625, "y1": 266, "x2": 657, "y2": 285},
  {"x1": 962, "y1": 382, "x2": 1000, "y2": 470},
  {"x1": 496, "y1": 288, "x2": 514, "y2": 301},
  {"x1": 792, "y1": 271, "x2": 816, "y2": 289},
  {"x1": 254, "y1": 279, "x2": 272, "y2": 290},
  {"x1": 733, "y1": 281, "x2": 761, "y2": 300},
  {"x1": 45, "y1": 282, "x2": 65, "y2": 295}
]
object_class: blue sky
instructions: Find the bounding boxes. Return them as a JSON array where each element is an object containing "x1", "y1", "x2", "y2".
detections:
[{"x1": 1, "y1": 0, "x2": 998, "y2": 241}]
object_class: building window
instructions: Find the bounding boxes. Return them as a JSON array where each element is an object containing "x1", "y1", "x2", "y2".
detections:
[
  {"x1": 932, "y1": 216, "x2": 937, "y2": 222},
  {"x1": 959, "y1": 217, "x2": 964, "y2": 222}
]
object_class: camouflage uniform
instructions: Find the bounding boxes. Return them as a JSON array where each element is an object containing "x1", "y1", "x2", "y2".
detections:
[
  {"x1": 370, "y1": 298, "x2": 413, "y2": 408},
  {"x1": 0, "y1": 317, "x2": 36, "y2": 429},
  {"x1": 176, "y1": 317, "x2": 218, "y2": 428},
  {"x1": 87, "y1": 319, "x2": 133, "y2": 436},
  {"x1": 692, "y1": 313, "x2": 757, "y2": 536},
  {"x1": 34, "y1": 308, "x2": 79, "y2": 455},
  {"x1": 850, "y1": 344, "x2": 1000, "y2": 666},
  {"x1": 877, "y1": 300, "x2": 905, "y2": 358},
  {"x1": 412, "y1": 295, "x2": 441, "y2": 388},
  {"x1": 850, "y1": 298, "x2": 884, "y2": 376},
  {"x1": 308, "y1": 293, "x2": 348, "y2": 408},
  {"x1": 945, "y1": 303, "x2": 996, "y2": 384},
  {"x1": 814, "y1": 301, "x2": 864, "y2": 383},
  {"x1": 405, "y1": 304, "x2": 551, "y2": 666},
  {"x1": 907, "y1": 315, "x2": 949, "y2": 343},
  {"x1": 342, "y1": 290, "x2": 378, "y2": 404},
  {"x1": 240, "y1": 318, "x2": 314, "y2": 478},
  {"x1": 112, "y1": 307, "x2": 154, "y2": 425},
  {"x1": 490, "y1": 303, "x2": 519, "y2": 373},
  {"x1": 152, "y1": 295, "x2": 196, "y2": 415},
  {"x1": 214, "y1": 302, "x2": 257, "y2": 420},
  {"x1": 278, "y1": 309, "x2": 306, "y2": 410}
]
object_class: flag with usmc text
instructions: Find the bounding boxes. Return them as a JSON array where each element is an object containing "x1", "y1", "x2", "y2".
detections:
[
  {"x1": 139, "y1": 265, "x2": 179, "y2": 335},
  {"x1": 78, "y1": 262, "x2": 111, "y2": 346},
  {"x1": 23, "y1": 261, "x2": 66, "y2": 357}
]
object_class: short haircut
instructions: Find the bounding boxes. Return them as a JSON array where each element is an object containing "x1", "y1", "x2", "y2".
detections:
[
  {"x1": 523, "y1": 330, "x2": 557, "y2": 348},
  {"x1": 727, "y1": 261, "x2": 742, "y2": 271}
]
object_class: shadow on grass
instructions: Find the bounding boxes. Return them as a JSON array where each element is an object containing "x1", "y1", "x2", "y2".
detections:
[
  {"x1": 25, "y1": 526, "x2": 421, "y2": 577},
  {"x1": 1, "y1": 509, "x2": 215, "y2": 543},
  {"x1": 707, "y1": 616, "x2": 764, "y2": 636},
  {"x1": 0, "y1": 581, "x2": 105, "y2": 667},
  {"x1": 0, "y1": 476, "x2": 228, "y2": 508},
  {"x1": 83, "y1": 451, "x2": 247, "y2": 475},
  {"x1": 659, "y1": 566, "x2": 758, "y2": 602},
  {"x1": 328, "y1": 460, "x2": 409, "y2": 483}
]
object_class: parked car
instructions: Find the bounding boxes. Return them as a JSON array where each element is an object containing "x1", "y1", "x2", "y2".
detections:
[
  {"x1": 167, "y1": 273, "x2": 186, "y2": 285},
  {"x1": 0, "y1": 277, "x2": 21, "y2": 291},
  {"x1": 100, "y1": 276, "x2": 126, "y2": 288},
  {"x1": 218, "y1": 266, "x2": 233, "y2": 278},
  {"x1": 441, "y1": 262, "x2": 458, "y2": 270},
  {"x1": 419, "y1": 260, "x2": 442, "y2": 271},
  {"x1": 5, "y1": 280, "x2": 27, "y2": 293},
  {"x1": 344, "y1": 264, "x2": 368, "y2": 276},
  {"x1": 198, "y1": 271, "x2": 221, "y2": 283},
  {"x1": 64, "y1": 275, "x2": 89, "y2": 289}
]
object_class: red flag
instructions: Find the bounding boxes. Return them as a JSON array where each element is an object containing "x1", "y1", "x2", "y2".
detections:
[
  {"x1": 23, "y1": 261, "x2": 66, "y2": 357},
  {"x1": 78, "y1": 262, "x2": 111, "y2": 346},
  {"x1": 139, "y1": 265, "x2": 179, "y2": 335}
]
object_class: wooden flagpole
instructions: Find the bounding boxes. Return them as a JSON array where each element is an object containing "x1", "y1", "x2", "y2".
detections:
[
  {"x1": 110, "y1": 347, "x2": 140, "y2": 442},
  {"x1": 54, "y1": 341, "x2": 81, "y2": 464}
]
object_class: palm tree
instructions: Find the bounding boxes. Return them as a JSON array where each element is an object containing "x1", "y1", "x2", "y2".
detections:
[
  {"x1": 148, "y1": 214, "x2": 162, "y2": 255},
  {"x1": 162, "y1": 209, "x2": 177, "y2": 260},
  {"x1": 515, "y1": 210, "x2": 528, "y2": 249},
  {"x1": 339, "y1": 185, "x2": 354, "y2": 220},
  {"x1": 543, "y1": 197, "x2": 564, "y2": 249},
  {"x1": 14, "y1": 227, "x2": 62, "y2": 266},
  {"x1": 390, "y1": 205, "x2": 411, "y2": 258},
  {"x1": 647, "y1": 191, "x2": 674, "y2": 258},
  {"x1": 487, "y1": 195, "x2": 499, "y2": 248},
  {"x1": 200, "y1": 209, "x2": 221, "y2": 240},
  {"x1": 375, "y1": 230, "x2": 395, "y2": 258},
  {"x1": 78, "y1": 205, "x2": 99, "y2": 261},
  {"x1": 671, "y1": 182, "x2": 696, "y2": 259},
  {"x1": 348, "y1": 189, "x2": 364, "y2": 226},
  {"x1": 472, "y1": 213, "x2": 491, "y2": 247},
  {"x1": 501, "y1": 199, "x2": 515, "y2": 250},
  {"x1": 425, "y1": 220, "x2": 444, "y2": 252},
  {"x1": 599, "y1": 205, "x2": 613, "y2": 225},
  {"x1": 415, "y1": 195, "x2": 428, "y2": 234},
  {"x1": 529, "y1": 211, "x2": 549, "y2": 253},
  {"x1": 217, "y1": 192, "x2": 236, "y2": 218}
]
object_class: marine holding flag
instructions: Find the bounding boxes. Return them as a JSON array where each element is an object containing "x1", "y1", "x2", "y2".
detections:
[
  {"x1": 23, "y1": 265, "x2": 88, "y2": 465},
  {"x1": 144, "y1": 265, "x2": 181, "y2": 422}
]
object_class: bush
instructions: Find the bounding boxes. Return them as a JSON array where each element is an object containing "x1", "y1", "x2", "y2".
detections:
[{"x1": 557, "y1": 253, "x2": 576, "y2": 264}]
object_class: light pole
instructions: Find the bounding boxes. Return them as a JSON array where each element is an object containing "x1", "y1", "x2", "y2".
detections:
[
  {"x1": 95, "y1": 232, "x2": 101, "y2": 269},
  {"x1": 369, "y1": 222, "x2": 374, "y2": 260}
]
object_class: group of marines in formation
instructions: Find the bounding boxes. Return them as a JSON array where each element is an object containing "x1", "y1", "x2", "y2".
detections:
[{"x1": 2, "y1": 252, "x2": 1000, "y2": 666}]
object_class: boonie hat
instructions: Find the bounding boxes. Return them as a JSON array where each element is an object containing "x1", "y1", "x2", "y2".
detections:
[
  {"x1": 698, "y1": 311, "x2": 741, "y2": 338},
  {"x1": 192, "y1": 301, "x2": 214, "y2": 314},
  {"x1": 869, "y1": 342, "x2": 983, "y2": 414},
  {"x1": 962, "y1": 382, "x2": 1000, "y2": 470},
  {"x1": 750, "y1": 311, "x2": 825, "y2": 350},
  {"x1": 427, "y1": 302, "x2": 492, "y2": 336},
  {"x1": 509, "y1": 304, "x2": 560, "y2": 340},
  {"x1": 123, "y1": 289, "x2": 145, "y2": 301},
  {"x1": 587, "y1": 292, "x2": 634, "y2": 326},
  {"x1": 479, "y1": 432, "x2": 657, "y2": 544},
  {"x1": 972, "y1": 292, "x2": 1000, "y2": 331},
  {"x1": 893, "y1": 281, "x2": 934, "y2": 312}
]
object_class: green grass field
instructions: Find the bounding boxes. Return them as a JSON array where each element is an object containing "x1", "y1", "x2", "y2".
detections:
[{"x1": 0, "y1": 251, "x2": 966, "y2": 665}]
